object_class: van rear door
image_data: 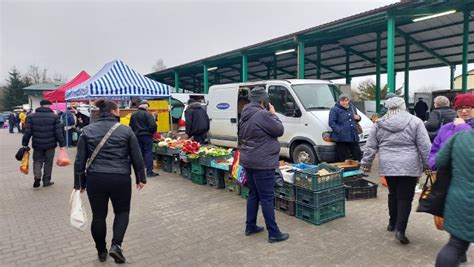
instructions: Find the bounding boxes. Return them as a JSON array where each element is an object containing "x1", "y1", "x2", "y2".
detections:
[{"x1": 208, "y1": 85, "x2": 238, "y2": 147}]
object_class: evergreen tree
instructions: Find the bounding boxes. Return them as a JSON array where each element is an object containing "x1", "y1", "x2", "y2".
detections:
[{"x1": 1, "y1": 68, "x2": 30, "y2": 110}]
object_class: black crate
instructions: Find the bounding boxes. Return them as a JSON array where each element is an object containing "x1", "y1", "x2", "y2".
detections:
[
  {"x1": 225, "y1": 178, "x2": 241, "y2": 195},
  {"x1": 294, "y1": 163, "x2": 343, "y2": 191},
  {"x1": 295, "y1": 186, "x2": 345, "y2": 207},
  {"x1": 181, "y1": 162, "x2": 191, "y2": 179},
  {"x1": 344, "y1": 178, "x2": 378, "y2": 201},
  {"x1": 161, "y1": 155, "x2": 173, "y2": 173},
  {"x1": 274, "y1": 182, "x2": 296, "y2": 201},
  {"x1": 206, "y1": 169, "x2": 225, "y2": 189},
  {"x1": 274, "y1": 197, "x2": 295, "y2": 216},
  {"x1": 171, "y1": 157, "x2": 181, "y2": 174},
  {"x1": 296, "y1": 200, "x2": 345, "y2": 225}
]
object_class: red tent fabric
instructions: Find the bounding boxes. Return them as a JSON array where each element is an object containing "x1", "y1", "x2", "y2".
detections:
[{"x1": 43, "y1": 71, "x2": 90, "y2": 102}]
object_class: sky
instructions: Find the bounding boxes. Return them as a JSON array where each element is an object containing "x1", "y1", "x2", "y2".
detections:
[{"x1": 1, "y1": 0, "x2": 472, "y2": 95}]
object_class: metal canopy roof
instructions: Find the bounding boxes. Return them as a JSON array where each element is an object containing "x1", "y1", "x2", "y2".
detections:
[{"x1": 147, "y1": 1, "x2": 474, "y2": 92}]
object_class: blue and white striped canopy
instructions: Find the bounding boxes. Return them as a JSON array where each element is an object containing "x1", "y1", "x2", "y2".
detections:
[{"x1": 65, "y1": 59, "x2": 170, "y2": 100}]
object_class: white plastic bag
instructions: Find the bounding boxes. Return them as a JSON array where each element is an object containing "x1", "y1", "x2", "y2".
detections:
[{"x1": 70, "y1": 190, "x2": 88, "y2": 231}]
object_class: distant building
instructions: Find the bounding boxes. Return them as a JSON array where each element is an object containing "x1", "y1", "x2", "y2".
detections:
[
  {"x1": 453, "y1": 69, "x2": 474, "y2": 90},
  {"x1": 23, "y1": 83, "x2": 62, "y2": 110}
]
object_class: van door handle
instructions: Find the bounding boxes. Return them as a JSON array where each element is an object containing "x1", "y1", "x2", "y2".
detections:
[{"x1": 230, "y1": 118, "x2": 237, "y2": 123}]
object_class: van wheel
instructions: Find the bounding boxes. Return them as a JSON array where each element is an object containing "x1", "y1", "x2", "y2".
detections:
[{"x1": 292, "y1": 143, "x2": 317, "y2": 164}]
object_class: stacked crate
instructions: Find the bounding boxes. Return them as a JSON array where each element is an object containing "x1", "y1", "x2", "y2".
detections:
[
  {"x1": 294, "y1": 164, "x2": 345, "y2": 225},
  {"x1": 224, "y1": 172, "x2": 241, "y2": 195},
  {"x1": 274, "y1": 182, "x2": 296, "y2": 216},
  {"x1": 206, "y1": 167, "x2": 225, "y2": 189},
  {"x1": 191, "y1": 160, "x2": 206, "y2": 185},
  {"x1": 180, "y1": 161, "x2": 191, "y2": 180},
  {"x1": 161, "y1": 155, "x2": 173, "y2": 173}
]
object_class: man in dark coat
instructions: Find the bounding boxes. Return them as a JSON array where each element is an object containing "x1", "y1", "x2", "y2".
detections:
[
  {"x1": 328, "y1": 94, "x2": 362, "y2": 162},
  {"x1": 129, "y1": 100, "x2": 159, "y2": 177},
  {"x1": 239, "y1": 86, "x2": 289, "y2": 243},
  {"x1": 8, "y1": 112, "x2": 16, "y2": 133},
  {"x1": 184, "y1": 99, "x2": 209, "y2": 144},
  {"x1": 414, "y1": 97, "x2": 429, "y2": 121},
  {"x1": 22, "y1": 100, "x2": 66, "y2": 188}
]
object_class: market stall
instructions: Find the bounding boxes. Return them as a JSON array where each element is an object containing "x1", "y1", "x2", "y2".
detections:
[{"x1": 43, "y1": 71, "x2": 91, "y2": 102}]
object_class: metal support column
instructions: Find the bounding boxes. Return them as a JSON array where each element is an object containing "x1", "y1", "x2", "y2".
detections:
[
  {"x1": 404, "y1": 38, "x2": 410, "y2": 106},
  {"x1": 273, "y1": 56, "x2": 277, "y2": 79},
  {"x1": 174, "y1": 71, "x2": 180, "y2": 93},
  {"x1": 297, "y1": 40, "x2": 305, "y2": 79},
  {"x1": 450, "y1": 66, "x2": 456, "y2": 90},
  {"x1": 242, "y1": 54, "x2": 248, "y2": 82},
  {"x1": 387, "y1": 16, "x2": 396, "y2": 93},
  {"x1": 316, "y1": 45, "x2": 321, "y2": 79},
  {"x1": 203, "y1": 64, "x2": 209, "y2": 94},
  {"x1": 376, "y1": 32, "x2": 381, "y2": 113},
  {"x1": 462, "y1": 9, "x2": 469, "y2": 93},
  {"x1": 345, "y1": 48, "x2": 351, "y2": 85}
]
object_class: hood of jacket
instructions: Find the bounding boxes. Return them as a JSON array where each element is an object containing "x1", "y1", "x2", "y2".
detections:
[
  {"x1": 378, "y1": 111, "x2": 413, "y2": 133},
  {"x1": 241, "y1": 102, "x2": 264, "y2": 122}
]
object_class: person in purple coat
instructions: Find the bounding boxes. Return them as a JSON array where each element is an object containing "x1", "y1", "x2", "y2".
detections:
[{"x1": 428, "y1": 94, "x2": 474, "y2": 170}]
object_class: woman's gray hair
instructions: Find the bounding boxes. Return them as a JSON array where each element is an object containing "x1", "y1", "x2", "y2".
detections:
[{"x1": 433, "y1": 96, "x2": 450, "y2": 108}]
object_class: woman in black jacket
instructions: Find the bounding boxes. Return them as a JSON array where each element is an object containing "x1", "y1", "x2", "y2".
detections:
[{"x1": 74, "y1": 99, "x2": 146, "y2": 264}]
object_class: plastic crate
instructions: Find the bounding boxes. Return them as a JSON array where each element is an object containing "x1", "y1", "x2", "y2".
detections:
[
  {"x1": 296, "y1": 200, "x2": 345, "y2": 225},
  {"x1": 172, "y1": 159, "x2": 181, "y2": 174},
  {"x1": 294, "y1": 163, "x2": 343, "y2": 191},
  {"x1": 206, "y1": 168, "x2": 225, "y2": 189},
  {"x1": 154, "y1": 146, "x2": 168, "y2": 155},
  {"x1": 274, "y1": 182, "x2": 296, "y2": 201},
  {"x1": 225, "y1": 178, "x2": 241, "y2": 195},
  {"x1": 240, "y1": 186, "x2": 249, "y2": 199},
  {"x1": 199, "y1": 155, "x2": 231, "y2": 167},
  {"x1": 181, "y1": 162, "x2": 191, "y2": 180},
  {"x1": 274, "y1": 197, "x2": 295, "y2": 216},
  {"x1": 344, "y1": 178, "x2": 378, "y2": 201},
  {"x1": 191, "y1": 161, "x2": 206, "y2": 175},
  {"x1": 191, "y1": 173, "x2": 207, "y2": 185},
  {"x1": 295, "y1": 186, "x2": 345, "y2": 207},
  {"x1": 161, "y1": 155, "x2": 173, "y2": 173}
]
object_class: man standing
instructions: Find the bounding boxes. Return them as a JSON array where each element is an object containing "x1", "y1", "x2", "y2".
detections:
[
  {"x1": 62, "y1": 107, "x2": 77, "y2": 147},
  {"x1": 414, "y1": 97, "x2": 429, "y2": 121},
  {"x1": 8, "y1": 112, "x2": 16, "y2": 133},
  {"x1": 184, "y1": 99, "x2": 209, "y2": 144},
  {"x1": 129, "y1": 100, "x2": 159, "y2": 177},
  {"x1": 22, "y1": 100, "x2": 66, "y2": 188}
]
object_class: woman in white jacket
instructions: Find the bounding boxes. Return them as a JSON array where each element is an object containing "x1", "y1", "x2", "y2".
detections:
[{"x1": 361, "y1": 97, "x2": 431, "y2": 245}]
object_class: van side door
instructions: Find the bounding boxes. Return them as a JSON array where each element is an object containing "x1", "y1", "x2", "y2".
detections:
[{"x1": 208, "y1": 85, "x2": 238, "y2": 148}]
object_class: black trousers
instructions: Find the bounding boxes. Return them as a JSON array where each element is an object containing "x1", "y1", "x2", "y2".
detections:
[
  {"x1": 33, "y1": 148, "x2": 55, "y2": 183},
  {"x1": 86, "y1": 172, "x2": 132, "y2": 252},
  {"x1": 335, "y1": 142, "x2": 362, "y2": 162},
  {"x1": 385, "y1": 176, "x2": 417, "y2": 232},
  {"x1": 436, "y1": 234, "x2": 470, "y2": 267}
]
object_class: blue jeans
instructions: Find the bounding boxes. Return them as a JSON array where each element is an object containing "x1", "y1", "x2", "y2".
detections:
[
  {"x1": 245, "y1": 168, "x2": 280, "y2": 238},
  {"x1": 137, "y1": 135, "x2": 154, "y2": 175},
  {"x1": 436, "y1": 234, "x2": 470, "y2": 267}
]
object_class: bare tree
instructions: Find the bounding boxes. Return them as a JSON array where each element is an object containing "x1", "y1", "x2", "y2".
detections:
[
  {"x1": 151, "y1": 59, "x2": 167, "y2": 72},
  {"x1": 26, "y1": 65, "x2": 49, "y2": 84},
  {"x1": 51, "y1": 72, "x2": 68, "y2": 84}
]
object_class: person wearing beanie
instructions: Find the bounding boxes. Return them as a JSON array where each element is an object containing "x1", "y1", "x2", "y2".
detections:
[
  {"x1": 361, "y1": 96, "x2": 431, "y2": 245},
  {"x1": 129, "y1": 100, "x2": 159, "y2": 177},
  {"x1": 239, "y1": 86, "x2": 289, "y2": 243},
  {"x1": 328, "y1": 94, "x2": 362, "y2": 162},
  {"x1": 22, "y1": 98, "x2": 66, "y2": 188},
  {"x1": 428, "y1": 93, "x2": 474, "y2": 170},
  {"x1": 425, "y1": 96, "x2": 456, "y2": 142},
  {"x1": 184, "y1": 98, "x2": 209, "y2": 144}
]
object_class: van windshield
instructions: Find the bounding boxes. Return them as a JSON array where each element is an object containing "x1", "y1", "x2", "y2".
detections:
[{"x1": 291, "y1": 84, "x2": 342, "y2": 110}]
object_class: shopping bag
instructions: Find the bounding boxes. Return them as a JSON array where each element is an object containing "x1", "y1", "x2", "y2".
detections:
[
  {"x1": 56, "y1": 149, "x2": 71, "y2": 166},
  {"x1": 231, "y1": 150, "x2": 247, "y2": 186},
  {"x1": 70, "y1": 190, "x2": 88, "y2": 231},
  {"x1": 20, "y1": 151, "x2": 29, "y2": 174}
]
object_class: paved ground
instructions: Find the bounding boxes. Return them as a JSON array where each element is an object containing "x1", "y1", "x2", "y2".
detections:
[{"x1": 0, "y1": 129, "x2": 472, "y2": 266}]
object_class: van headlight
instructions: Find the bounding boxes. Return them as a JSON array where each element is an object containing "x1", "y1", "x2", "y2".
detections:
[{"x1": 322, "y1": 131, "x2": 332, "y2": 142}]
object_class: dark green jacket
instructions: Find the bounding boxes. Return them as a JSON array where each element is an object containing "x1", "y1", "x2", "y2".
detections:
[{"x1": 436, "y1": 131, "x2": 474, "y2": 242}]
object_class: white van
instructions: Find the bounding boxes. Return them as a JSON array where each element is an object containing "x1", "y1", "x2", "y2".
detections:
[{"x1": 207, "y1": 79, "x2": 373, "y2": 164}]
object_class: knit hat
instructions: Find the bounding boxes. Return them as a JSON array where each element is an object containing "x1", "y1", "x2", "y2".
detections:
[
  {"x1": 454, "y1": 94, "x2": 474, "y2": 109},
  {"x1": 385, "y1": 96, "x2": 406, "y2": 111},
  {"x1": 40, "y1": 99, "x2": 52, "y2": 106},
  {"x1": 249, "y1": 86, "x2": 269, "y2": 102},
  {"x1": 338, "y1": 94, "x2": 350, "y2": 101},
  {"x1": 139, "y1": 100, "x2": 149, "y2": 106}
]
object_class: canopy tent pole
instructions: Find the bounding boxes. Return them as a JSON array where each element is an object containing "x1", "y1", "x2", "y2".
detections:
[
  {"x1": 65, "y1": 101, "x2": 68, "y2": 150},
  {"x1": 168, "y1": 96, "x2": 172, "y2": 134}
]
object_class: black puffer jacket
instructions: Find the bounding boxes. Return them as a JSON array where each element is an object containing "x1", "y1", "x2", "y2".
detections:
[
  {"x1": 22, "y1": 107, "x2": 65, "y2": 150},
  {"x1": 74, "y1": 115, "x2": 146, "y2": 189},
  {"x1": 239, "y1": 102, "x2": 284, "y2": 170},
  {"x1": 184, "y1": 103, "x2": 210, "y2": 137},
  {"x1": 129, "y1": 108, "x2": 157, "y2": 136},
  {"x1": 425, "y1": 107, "x2": 457, "y2": 141}
]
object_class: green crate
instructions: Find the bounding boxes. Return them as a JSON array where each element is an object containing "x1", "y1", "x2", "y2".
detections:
[
  {"x1": 199, "y1": 155, "x2": 231, "y2": 167},
  {"x1": 240, "y1": 186, "x2": 249, "y2": 199},
  {"x1": 191, "y1": 161, "x2": 206, "y2": 175},
  {"x1": 274, "y1": 182, "x2": 296, "y2": 201},
  {"x1": 225, "y1": 178, "x2": 241, "y2": 195},
  {"x1": 296, "y1": 186, "x2": 345, "y2": 207},
  {"x1": 296, "y1": 200, "x2": 345, "y2": 225},
  {"x1": 294, "y1": 163, "x2": 343, "y2": 191},
  {"x1": 191, "y1": 173, "x2": 206, "y2": 185}
]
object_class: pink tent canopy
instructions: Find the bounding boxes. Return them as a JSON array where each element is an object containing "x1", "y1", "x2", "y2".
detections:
[{"x1": 43, "y1": 71, "x2": 90, "y2": 102}]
